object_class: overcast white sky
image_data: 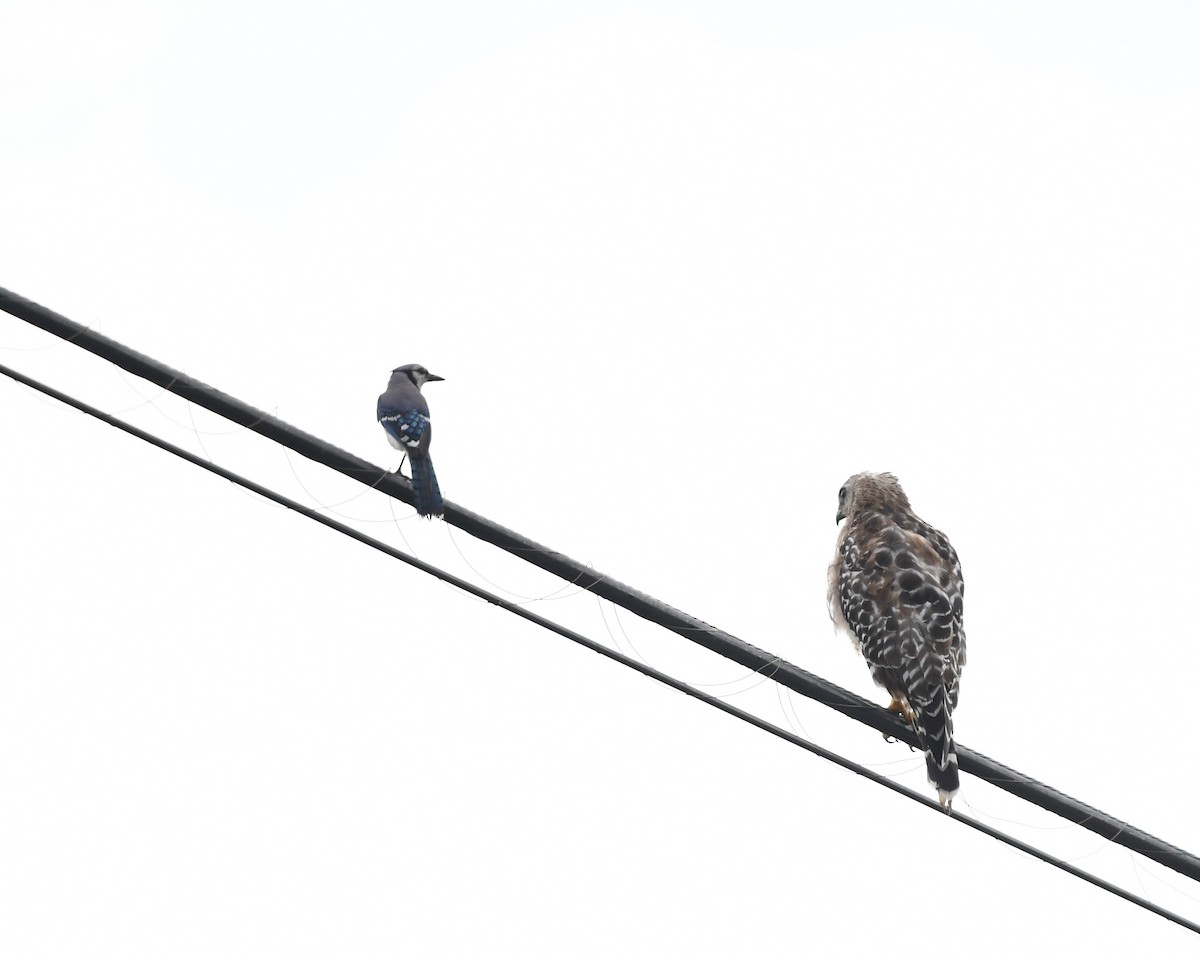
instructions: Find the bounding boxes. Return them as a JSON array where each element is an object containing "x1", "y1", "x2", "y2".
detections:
[{"x1": 4, "y1": 1, "x2": 1200, "y2": 952}]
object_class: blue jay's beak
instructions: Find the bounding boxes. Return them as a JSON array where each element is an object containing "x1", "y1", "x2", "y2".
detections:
[{"x1": 426, "y1": 372, "x2": 445, "y2": 382}]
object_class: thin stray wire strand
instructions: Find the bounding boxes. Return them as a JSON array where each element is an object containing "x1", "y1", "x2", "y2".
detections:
[
  {"x1": 0, "y1": 314, "x2": 103, "y2": 351},
  {"x1": 183, "y1": 397, "x2": 294, "y2": 511},
  {"x1": 959, "y1": 793, "x2": 1082, "y2": 833},
  {"x1": 775, "y1": 684, "x2": 811, "y2": 741},
  {"x1": 3, "y1": 362, "x2": 1199, "y2": 938},
  {"x1": 114, "y1": 364, "x2": 279, "y2": 432},
  {"x1": 607, "y1": 602, "x2": 784, "y2": 696},
  {"x1": 385, "y1": 496, "x2": 418, "y2": 559},
  {"x1": 281, "y1": 445, "x2": 384, "y2": 515},
  {"x1": 1132, "y1": 856, "x2": 1200, "y2": 905},
  {"x1": 445, "y1": 523, "x2": 590, "y2": 604}
]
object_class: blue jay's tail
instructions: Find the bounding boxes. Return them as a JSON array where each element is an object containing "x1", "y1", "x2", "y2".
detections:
[{"x1": 410, "y1": 454, "x2": 443, "y2": 518}]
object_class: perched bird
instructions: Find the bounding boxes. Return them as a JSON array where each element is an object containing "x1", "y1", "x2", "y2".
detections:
[
  {"x1": 827, "y1": 472, "x2": 966, "y2": 809},
  {"x1": 377, "y1": 364, "x2": 445, "y2": 518}
]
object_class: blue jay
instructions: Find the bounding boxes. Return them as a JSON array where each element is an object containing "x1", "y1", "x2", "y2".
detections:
[{"x1": 377, "y1": 364, "x2": 445, "y2": 517}]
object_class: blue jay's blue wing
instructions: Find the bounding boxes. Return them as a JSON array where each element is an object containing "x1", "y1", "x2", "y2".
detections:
[{"x1": 378, "y1": 406, "x2": 431, "y2": 451}]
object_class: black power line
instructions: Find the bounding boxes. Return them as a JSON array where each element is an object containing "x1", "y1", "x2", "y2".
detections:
[
  {"x1": 3, "y1": 284, "x2": 1199, "y2": 885},
  {"x1": 2, "y1": 357, "x2": 1197, "y2": 938}
]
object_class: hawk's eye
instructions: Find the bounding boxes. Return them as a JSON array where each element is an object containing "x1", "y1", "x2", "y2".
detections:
[{"x1": 838, "y1": 487, "x2": 847, "y2": 500}]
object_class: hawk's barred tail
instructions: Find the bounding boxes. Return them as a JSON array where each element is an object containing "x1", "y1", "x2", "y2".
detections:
[
  {"x1": 410, "y1": 455, "x2": 443, "y2": 518},
  {"x1": 913, "y1": 685, "x2": 959, "y2": 810}
]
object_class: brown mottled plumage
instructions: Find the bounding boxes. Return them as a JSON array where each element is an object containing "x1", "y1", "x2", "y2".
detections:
[{"x1": 828, "y1": 472, "x2": 966, "y2": 809}]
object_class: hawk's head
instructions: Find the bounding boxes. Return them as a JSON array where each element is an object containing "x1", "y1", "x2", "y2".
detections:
[{"x1": 836, "y1": 472, "x2": 910, "y2": 524}]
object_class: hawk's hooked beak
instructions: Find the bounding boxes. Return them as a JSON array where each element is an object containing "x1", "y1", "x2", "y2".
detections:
[
  {"x1": 426, "y1": 372, "x2": 445, "y2": 382},
  {"x1": 836, "y1": 509, "x2": 845, "y2": 525}
]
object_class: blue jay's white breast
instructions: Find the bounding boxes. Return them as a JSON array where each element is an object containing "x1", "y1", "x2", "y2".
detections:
[{"x1": 385, "y1": 430, "x2": 405, "y2": 450}]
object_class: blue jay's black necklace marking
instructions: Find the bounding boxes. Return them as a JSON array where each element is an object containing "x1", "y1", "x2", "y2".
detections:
[{"x1": 377, "y1": 363, "x2": 445, "y2": 518}]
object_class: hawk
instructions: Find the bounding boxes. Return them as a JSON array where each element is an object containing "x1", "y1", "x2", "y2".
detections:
[{"x1": 827, "y1": 472, "x2": 966, "y2": 809}]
